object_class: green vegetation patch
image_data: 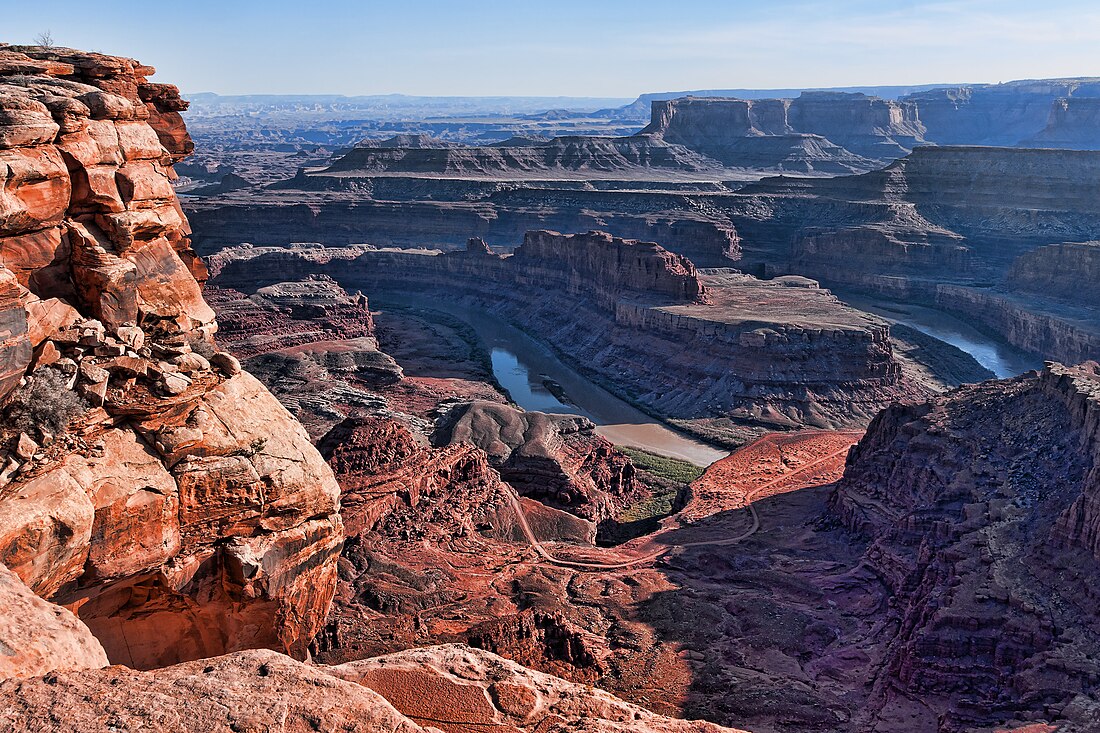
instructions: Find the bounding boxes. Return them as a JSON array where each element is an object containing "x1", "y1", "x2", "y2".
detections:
[
  {"x1": 599, "y1": 447, "x2": 706, "y2": 545},
  {"x1": 619, "y1": 447, "x2": 705, "y2": 486}
]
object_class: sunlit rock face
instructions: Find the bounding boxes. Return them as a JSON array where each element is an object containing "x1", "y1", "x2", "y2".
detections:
[{"x1": 0, "y1": 45, "x2": 343, "y2": 669}]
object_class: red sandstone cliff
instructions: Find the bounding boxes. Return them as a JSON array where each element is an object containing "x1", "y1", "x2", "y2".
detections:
[{"x1": 0, "y1": 45, "x2": 343, "y2": 668}]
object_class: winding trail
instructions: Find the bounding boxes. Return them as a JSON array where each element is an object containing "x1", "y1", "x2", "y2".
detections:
[{"x1": 506, "y1": 432, "x2": 860, "y2": 571}]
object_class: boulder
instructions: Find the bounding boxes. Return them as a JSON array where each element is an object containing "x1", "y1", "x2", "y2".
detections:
[{"x1": 0, "y1": 564, "x2": 107, "y2": 680}]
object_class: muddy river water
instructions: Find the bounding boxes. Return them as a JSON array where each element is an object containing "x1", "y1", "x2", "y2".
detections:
[
  {"x1": 375, "y1": 291, "x2": 1039, "y2": 468},
  {"x1": 836, "y1": 292, "x2": 1042, "y2": 379},
  {"x1": 375, "y1": 295, "x2": 729, "y2": 467}
]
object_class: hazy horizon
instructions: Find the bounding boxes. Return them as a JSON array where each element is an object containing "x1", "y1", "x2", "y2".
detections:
[{"x1": 6, "y1": 0, "x2": 1100, "y2": 97}]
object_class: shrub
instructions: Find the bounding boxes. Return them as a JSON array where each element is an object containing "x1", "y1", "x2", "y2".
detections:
[{"x1": 4, "y1": 368, "x2": 88, "y2": 437}]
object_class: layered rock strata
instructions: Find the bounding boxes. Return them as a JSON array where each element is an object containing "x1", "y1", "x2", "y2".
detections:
[
  {"x1": 208, "y1": 232, "x2": 916, "y2": 436},
  {"x1": 831, "y1": 362, "x2": 1100, "y2": 730},
  {"x1": 749, "y1": 146, "x2": 1100, "y2": 283},
  {"x1": 185, "y1": 188, "x2": 743, "y2": 267},
  {"x1": 0, "y1": 46, "x2": 343, "y2": 669},
  {"x1": 204, "y1": 280, "x2": 402, "y2": 438},
  {"x1": 434, "y1": 401, "x2": 639, "y2": 524},
  {"x1": 1007, "y1": 241, "x2": 1100, "y2": 308},
  {"x1": 641, "y1": 92, "x2": 925, "y2": 166},
  {"x1": 904, "y1": 78, "x2": 1100, "y2": 146},
  {"x1": 326, "y1": 134, "x2": 722, "y2": 177},
  {"x1": 728, "y1": 147, "x2": 1100, "y2": 364}
]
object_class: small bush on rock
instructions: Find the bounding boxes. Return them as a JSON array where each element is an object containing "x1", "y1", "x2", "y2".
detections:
[{"x1": 3, "y1": 368, "x2": 88, "y2": 437}]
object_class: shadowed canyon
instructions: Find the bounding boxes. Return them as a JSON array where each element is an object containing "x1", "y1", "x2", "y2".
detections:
[{"x1": 1, "y1": 26, "x2": 1100, "y2": 733}]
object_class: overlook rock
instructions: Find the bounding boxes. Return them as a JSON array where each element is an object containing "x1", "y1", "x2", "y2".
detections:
[{"x1": 0, "y1": 45, "x2": 343, "y2": 668}]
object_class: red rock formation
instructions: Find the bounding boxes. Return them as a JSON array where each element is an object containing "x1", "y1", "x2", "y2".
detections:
[
  {"x1": 317, "y1": 415, "x2": 516, "y2": 539},
  {"x1": 0, "y1": 564, "x2": 107, "y2": 680},
  {"x1": 830, "y1": 362, "x2": 1100, "y2": 730},
  {"x1": 0, "y1": 649, "x2": 429, "y2": 733},
  {"x1": 0, "y1": 46, "x2": 343, "y2": 670},
  {"x1": 435, "y1": 401, "x2": 639, "y2": 524},
  {"x1": 0, "y1": 644, "x2": 748, "y2": 733},
  {"x1": 332, "y1": 644, "x2": 746, "y2": 732},
  {"x1": 206, "y1": 279, "x2": 401, "y2": 439},
  {"x1": 185, "y1": 187, "x2": 742, "y2": 268},
  {"x1": 0, "y1": 45, "x2": 211, "y2": 342},
  {"x1": 206, "y1": 278, "x2": 376, "y2": 359}
]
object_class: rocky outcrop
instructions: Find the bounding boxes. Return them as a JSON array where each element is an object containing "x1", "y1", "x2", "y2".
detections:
[
  {"x1": 205, "y1": 278, "x2": 377, "y2": 359},
  {"x1": 312, "y1": 413, "x2": 602, "y2": 666},
  {"x1": 0, "y1": 648, "x2": 431, "y2": 733},
  {"x1": 435, "y1": 401, "x2": 639, "y2": 524},
  {"x1": 0, "y1": 644, "x2": 747, "y2": 733},
  {"x1": 830, "y1": 362, "x2": 1100, "y2": 730},
  {"x1": 318, "y1": 415, "x2": 517, "y2": 539},
  {"x1": 332, "y1": 644, "x2": 745, "y2": 733},
  {"x1": 0, "y1": 45, "x2": 210, "y2": 342},
  {"x1": 0, "y1": 46, "x2": 343, "y2": 669},
  {"x1": 0, "y1": 563, "x2": 107, "y2": 680},
  {"x1": 206, "y1": 281, "x2": 401, "y2": 438}
]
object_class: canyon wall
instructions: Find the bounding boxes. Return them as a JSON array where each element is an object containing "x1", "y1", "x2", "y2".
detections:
[
  {"x1": 1007, "y1": 241, "x2": 1100, "y2": 307},
  {"x1": 0, "y1": 46, "x2": 343, "y2": 668},
  {"x1": 641, "y1": 92, "x2": 926, "y2": 165},
  {"x1": 903, "y1": 78, "x2": 1100, "y2": 146},
  {"x1": 325, "y1": 134, "x2": 720, "y2": 175},
  {"x1": 1026, "y1": 97, "x2": 1100, "y2": 149},
  {"x1": 932, "y1": 285, "x2": 1100, "y2": 367},
  {"x1": 730, "y1": 146, "x2": 1100, "y2": 364},
  {"x1": 831, "y1": 361, "x2": 1100, "y2": 730},
  {"x1": 758, "y1": 146, "x2": 1100, "y2": 281},
  {"x1": 184, "y1": 191, "x2": 743, "y2": 266},
  {"x1": 208, "y1": 232, "x2": 917, "y2": 436}
]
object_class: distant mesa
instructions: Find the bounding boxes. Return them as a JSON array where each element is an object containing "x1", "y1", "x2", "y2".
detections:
[{"x1": 367, "y1": 133, "x2": 453, "y2": 149}]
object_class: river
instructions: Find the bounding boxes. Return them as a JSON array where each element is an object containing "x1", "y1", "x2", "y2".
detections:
[
  {"x1": 374, "y1": 295, "x2": 728, "y2": 467},
  {"x1": 837, "y1": 293, "x2": 1042, "y2": 379}
]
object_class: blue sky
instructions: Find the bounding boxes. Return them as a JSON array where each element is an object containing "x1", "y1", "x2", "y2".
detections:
[{"x1": 5, "y1": 0, "x2": 1100, "y2": 96}]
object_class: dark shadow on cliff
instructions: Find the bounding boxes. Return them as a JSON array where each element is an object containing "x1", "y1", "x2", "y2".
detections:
[{"x1": 637, "y1": 484, "x2": 887, "y2": 732}]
